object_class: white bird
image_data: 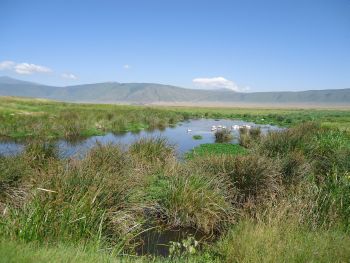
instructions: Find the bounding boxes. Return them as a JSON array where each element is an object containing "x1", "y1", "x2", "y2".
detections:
[
  {"x1": 246, "y1": 125, "x2": 251, "y2": 129},
  {"x1": 222, "y1": 125, "x2": 227, "y2": 129},
  {"x1": 217, "y1": 125, "x2": 222, "y2": 128},
  {"x1": 232, "y1": 125, "x2": 240, "y2": 130},
  {"x1": 187, "y1": 129, "x2": 192, "y2": 132},
  {"x1": 211, "y1": 127, "x2": 217, "y2": 131}
]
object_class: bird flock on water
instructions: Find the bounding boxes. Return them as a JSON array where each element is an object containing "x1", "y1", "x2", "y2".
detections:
[{"x1": 187, "y1": 124, "x2": 252, "y2": 133}]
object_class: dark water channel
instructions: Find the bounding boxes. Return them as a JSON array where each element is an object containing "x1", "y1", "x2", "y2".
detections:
[
  {"x1": 135, "y1": 226, "x2": 210, "y2": 257},
  {"x1": 0, "y1": 119, "x2": 282, "y2": 158}
]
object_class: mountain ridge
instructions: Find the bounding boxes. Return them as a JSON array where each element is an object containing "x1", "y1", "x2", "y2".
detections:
[{"x1": 0, "y1": 76, "x2": 349, "y2": 105}]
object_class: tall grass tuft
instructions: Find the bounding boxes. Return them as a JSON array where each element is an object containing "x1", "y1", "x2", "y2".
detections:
[
  {"x1": 215, "y1": 129, "x2": 233, "y2": 143},
  {"x1": 239, "y1": 127, "x2": 261, "y2": 148},
  {"x1": 129, "y1": 137, "x2": 176, "y2": 166},
  {"x1": 215, "y1": 219, "x2": 350, "y2": 263},
  {"x1": 144, "y1": 169, "x2": 235, "y2": 234}
]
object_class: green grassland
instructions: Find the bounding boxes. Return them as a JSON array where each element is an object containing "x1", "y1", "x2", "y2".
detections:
[
  {"x1": 0, "y1": 96, "x2": 350, "y2": 262},
  {"x1": 0, "y1": 96, "x2": 349, "y2": 140}
]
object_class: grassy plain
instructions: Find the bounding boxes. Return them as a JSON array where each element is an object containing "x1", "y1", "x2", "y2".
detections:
[
  {"x1": 0, "y1": 96, "x2": 350, "y2": 262},
  {"x1": 0, "y1": 96, "x2": 349, "y2": 140}
]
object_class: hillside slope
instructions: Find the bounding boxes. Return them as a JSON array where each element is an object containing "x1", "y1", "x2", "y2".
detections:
[{"x1": 0, "y1": 76, "x2": 349, "y2": 105}]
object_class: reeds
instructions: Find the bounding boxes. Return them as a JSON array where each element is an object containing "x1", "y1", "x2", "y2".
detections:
[
  {"x1": 0, "y1": 121, "x2": 349, "y2": 259},
  {"x1": 215, "y1": 129, "x2": 233, "y2": 143}
]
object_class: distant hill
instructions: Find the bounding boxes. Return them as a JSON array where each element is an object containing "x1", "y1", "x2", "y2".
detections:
[{"x1": 0, "y1": 76, "x2": 349, "y2": 105}]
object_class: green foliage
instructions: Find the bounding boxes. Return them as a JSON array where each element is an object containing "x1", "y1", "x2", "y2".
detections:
[
  {"x1": 144, "y1": 171, "x2": 234, "y2": 233},
  {"x1": 0, "y1": 99, "x2": 350, "y2": 261},
  {"x1": 215, "y1": 220, "x2": 350, "y2": 263},
  {"x1": 192, "y1": 135, "x2": 203, "y2": 140},
  {"x1": 239, "y1": 127, "x2": 261, "y2": 148},
  {"x1": 129, "y1": 137, "x2": 175, "y2": 166},
  {"x1": 1, "y1": 97, "x2": 350, "y2": 140},
  {"x1": 186, "y1": 143, "x2": 247, "y2": 159},
  {"x1": 312, "y1": 170, "x2": 350, "y2": 230},
  {"x1": 192, "y1": 154, "x2": 282, "y2": 206}
]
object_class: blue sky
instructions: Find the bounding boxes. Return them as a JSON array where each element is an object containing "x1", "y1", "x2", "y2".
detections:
[{"x1": 0, "y1": 0, "x2": 349, "y2": 91}]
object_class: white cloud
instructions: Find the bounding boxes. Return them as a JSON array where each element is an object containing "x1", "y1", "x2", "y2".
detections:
[
  {"x1": 0, "y1": 60, "x2": 52, "y2": 75},
  {"x1": 61, "y1": 73, "x2": 78, "y2": 80},
  {"x1": 14, "y1": 63, "x2": 52, "y2": 75},
  {"x1": 123, "y1": 64, "x2": 131, "y2": 69},
  {"x1": 0, "y1": 60, "x2": 15, "y2": 70},
  {"x1": 192, "y1": 76, "x2": 249, "y2": 92}
]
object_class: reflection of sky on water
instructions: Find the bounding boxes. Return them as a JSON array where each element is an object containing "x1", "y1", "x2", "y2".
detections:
[{"x1": 0, "y1": 119, "x2": 282, "y2": 158}]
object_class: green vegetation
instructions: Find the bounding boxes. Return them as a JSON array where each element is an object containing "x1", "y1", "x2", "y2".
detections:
[
  {"x1": 0, "y1": 96, "x2": 350, "y2": 140},
  {"x1": 214, "y1": 128, "x2": 233, "y2": 143},
  {"x1": 186, "y1": 143, "x2": 247, "y2": 159},
  {"x1": 192, "y1": 135, "x2": 203, "y2": 140},
  {"x1": 0, "y1": 97, "x2": 186, "y2": 140},
  {"x1": 0, "y1": 97, "x2": 350, "y2": 262},
  {"x1": 239, "y1": 127, "x2": 262, "y2": 147}
]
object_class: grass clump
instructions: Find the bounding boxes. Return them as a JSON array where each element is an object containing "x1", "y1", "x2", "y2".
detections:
[
  {"x1": 214, "y1": 129, "x2": 233, "y2": 143},
  {"x1": 239, "y1": 127, "x2": 261, "y2": 148},
  {"x1": 192, "y1": 135, "x2": 203, "y2": 140},
  {"x1": 144, "y1": 170, "x2": 235, "y2": 234},
  {"x1": 215, "y1": 220, "x2": 350, "y2": 263},
  {"x1": 186, "y1": 143, "x2": 247, "y2": 159},
  {"x1": 192, "y1": 154, "x2": 282, "y2": 208},
  {"x1": 0, "y1": 143, "x2": 144, "y2": 251},
  {"x1": 129, "y1": 137, "x2": 176, "y2": 167},
  {"x1": 1, "y1": 104, "x2": 350, "y2": 261}
]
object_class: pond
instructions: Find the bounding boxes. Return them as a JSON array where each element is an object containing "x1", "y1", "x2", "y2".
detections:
[{"x1": 0, "y1": 119, "x2": 282, "y2": 158}]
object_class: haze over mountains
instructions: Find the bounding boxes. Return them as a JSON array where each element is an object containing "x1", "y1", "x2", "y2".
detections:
[{"x1": 0, "y1": 76, "x2": 349, "y2": 106}]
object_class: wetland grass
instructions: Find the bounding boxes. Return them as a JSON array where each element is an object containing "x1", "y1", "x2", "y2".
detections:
[
  {"x1": 0, "y1": 98, "x2": 349, "y2": 262},
  {"x1": 1, "y1": 96, "x2": 349, "y2": 141},
  {"x1": 214, "y1": 129, "x2": 233, "y2": 143}
]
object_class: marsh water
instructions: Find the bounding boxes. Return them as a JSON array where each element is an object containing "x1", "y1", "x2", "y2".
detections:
[
  {"x1": 0, "y1": 119, "x2": 282, "y2": 158},
  {"x1": 0, "y1": 118, "x2": 282, "y2": 256}
]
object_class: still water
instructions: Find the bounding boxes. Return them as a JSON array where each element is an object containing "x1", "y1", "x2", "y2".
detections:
[{"x1": 0, "y1": 119, "x2": 281, "y2": 158}]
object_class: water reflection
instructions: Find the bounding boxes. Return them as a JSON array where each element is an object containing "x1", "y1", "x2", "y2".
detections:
[{"x1": 0, "y1": 119, "x2": 282, "y2": 158}]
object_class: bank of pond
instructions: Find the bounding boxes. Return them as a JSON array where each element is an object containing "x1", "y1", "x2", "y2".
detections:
[{"x1": 0, "y1": 121, "x2": 349, "y2": 261}]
